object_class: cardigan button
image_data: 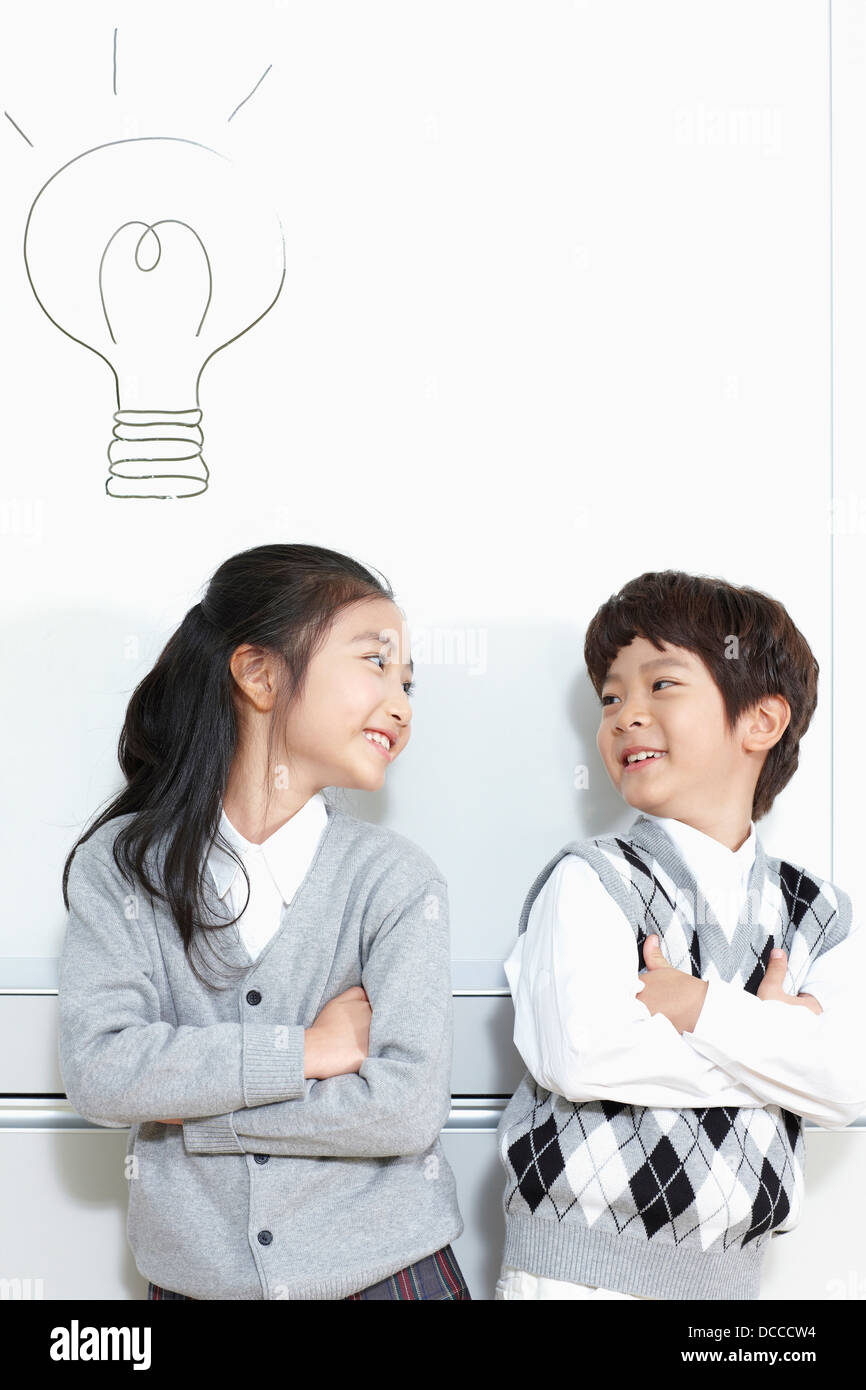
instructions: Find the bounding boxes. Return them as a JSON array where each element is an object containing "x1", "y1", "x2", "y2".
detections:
[
  {"x1": 257, "y1": 1229, "x2": 273, "y2": 1246},
  {"x1": 246, "y1": 989, "x2": 262, "y2": 1005},
  {"x1": 253, "y1": 1154, "x2": 269, "y2": 1164}
]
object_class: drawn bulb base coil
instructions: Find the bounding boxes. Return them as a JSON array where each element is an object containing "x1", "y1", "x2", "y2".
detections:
[{"x1": 107, "y1": 408, "x2": 208, "y2": 499}]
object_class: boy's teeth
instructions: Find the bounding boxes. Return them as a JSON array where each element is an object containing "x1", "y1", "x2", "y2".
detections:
[{"x1": 627, "y1": 751, "x2": 665, "y2": 763}]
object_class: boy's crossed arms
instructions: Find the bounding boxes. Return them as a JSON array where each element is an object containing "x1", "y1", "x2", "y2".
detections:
[
  {"x1": 639, "y1": 934, "x2": 822, "y2": 1030},
  {"x1": 507, "y1": 854, "x2": 866, "y2": 1129}
]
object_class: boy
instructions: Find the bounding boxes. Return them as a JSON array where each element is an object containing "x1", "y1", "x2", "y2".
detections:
[{"x1": 496, "y1": 571, "x2": 866, "y2": 1300}]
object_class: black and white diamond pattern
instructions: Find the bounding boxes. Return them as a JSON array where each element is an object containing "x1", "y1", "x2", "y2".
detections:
[
  {"x1": 501, "y1": 817, "x2": 851, "y2": 1259},
  {"x1": 506, "y1": 1085, "x2": 804, "y2": 1250}
]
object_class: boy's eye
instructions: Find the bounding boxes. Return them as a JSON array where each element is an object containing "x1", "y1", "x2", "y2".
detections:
[{"x1": 601, "y1": 679, "x2": 676, "y2": 705}]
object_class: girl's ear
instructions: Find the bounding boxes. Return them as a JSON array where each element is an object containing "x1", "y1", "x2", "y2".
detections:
[{"x1": 229, "y1": 644, "x2": 278, "y2": 712}]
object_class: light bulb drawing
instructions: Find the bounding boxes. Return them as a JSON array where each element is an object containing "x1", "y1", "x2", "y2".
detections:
[{"x1": 24, "y1": 137, "x2": 285, "y2": 498}]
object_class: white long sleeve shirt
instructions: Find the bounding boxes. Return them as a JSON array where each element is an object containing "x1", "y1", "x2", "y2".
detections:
[
  {"x1": 207, "y1": 793, "x2": 329, "y2": 962},
  {"x1": 505, "y1": 813, "x2": 866, "y2": 1129}
]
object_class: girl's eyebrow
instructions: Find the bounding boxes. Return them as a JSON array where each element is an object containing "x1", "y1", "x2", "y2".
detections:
[{"x1": 350, "y1": 631, "x2": 414, "y2": 676}]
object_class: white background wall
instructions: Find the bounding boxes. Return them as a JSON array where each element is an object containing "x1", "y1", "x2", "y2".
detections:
[
  {"x1": 1, "y1": 0, "x2": 864, "y2": 1301},
  {"x1": 1, "y1": 0, "x2": 852, "y2": 962}
]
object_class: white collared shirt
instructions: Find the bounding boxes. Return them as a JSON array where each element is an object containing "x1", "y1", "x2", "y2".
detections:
[
  {"x1": 207, "y1": 793, "x2": 329, "y2": 962},
  {"x1": 504, "y1": 812, "x2": 866, "y2": 1126},
  {"x1": 648, "y1": 814, "x2": 757, "y2": 942}
]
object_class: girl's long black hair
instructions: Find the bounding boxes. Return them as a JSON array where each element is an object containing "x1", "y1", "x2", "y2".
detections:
[{"x1": 62, "y1": 543, "x2": 394, "y2": 988}]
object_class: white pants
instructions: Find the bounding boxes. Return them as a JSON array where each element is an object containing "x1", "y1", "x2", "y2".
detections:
[{"x1": 494, "y1": 1263, "x2": 651, "y2": 1300}]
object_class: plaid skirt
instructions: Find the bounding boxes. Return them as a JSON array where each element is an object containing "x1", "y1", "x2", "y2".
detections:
[{"x1": 147, "y1": 1244, "x2": 471, "y2": 1300}]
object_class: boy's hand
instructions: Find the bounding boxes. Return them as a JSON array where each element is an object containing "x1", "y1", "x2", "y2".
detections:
[
  {"x1": 635, "y1": 935, "x2": 709, "y2": 1033},
  {"x1": 757, "y1": 949, "x2": 823, "y2": 1014}
]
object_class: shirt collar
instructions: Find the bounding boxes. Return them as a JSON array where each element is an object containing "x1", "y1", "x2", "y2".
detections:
[
  {"x1": 207, "y1": 792, "x2": 329, "y2": 903},
  {"x1": 640, "y1": 811, "x2": 756, "y2": 890}
]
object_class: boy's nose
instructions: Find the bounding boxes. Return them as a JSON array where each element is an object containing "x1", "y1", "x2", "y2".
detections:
[{"x1": 615, "y1": 705, "x2": 648, "y2": 731}]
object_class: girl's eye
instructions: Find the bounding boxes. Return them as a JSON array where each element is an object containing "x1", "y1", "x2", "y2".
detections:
[{"x1": 367, "y1": 654, "x2": 416, "y2": 697}]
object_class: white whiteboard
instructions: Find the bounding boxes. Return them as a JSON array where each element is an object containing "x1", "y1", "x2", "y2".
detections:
[{"x1": 0, "y1": 0, "x2": 857, "y2": 968}]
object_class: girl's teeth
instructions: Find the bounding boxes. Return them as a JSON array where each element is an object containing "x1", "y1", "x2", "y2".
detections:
[{"x1": 364, "y1": 731, "x2": 390, "y2": 750}]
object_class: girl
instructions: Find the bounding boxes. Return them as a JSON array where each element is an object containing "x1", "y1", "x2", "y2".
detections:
[{"x1": 58, "y1": 542, "x2": 470, "y2": 1300}]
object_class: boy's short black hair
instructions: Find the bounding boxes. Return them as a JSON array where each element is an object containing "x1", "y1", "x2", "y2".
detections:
[{"x1": 583, "y1": 571, "x2": 819, "y2": 820}]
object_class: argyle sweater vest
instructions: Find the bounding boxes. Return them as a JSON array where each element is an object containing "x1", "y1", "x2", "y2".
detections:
[{"x1": 497, "y1": 814, "x2": 853, "y2": 1300}]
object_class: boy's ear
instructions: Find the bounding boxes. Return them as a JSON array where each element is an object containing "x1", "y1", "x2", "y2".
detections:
[{"x1": 741, "y1": 693, "x2": 791, "y2": 754}]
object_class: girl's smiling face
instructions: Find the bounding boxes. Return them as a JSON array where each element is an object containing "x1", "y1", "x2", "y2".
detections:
[
  {"x1": 279, "y1": 596, "x2": 414, "y2": 794},
  {"x1": 596, "y1": 635, "x2": 772, "y2": 828}
]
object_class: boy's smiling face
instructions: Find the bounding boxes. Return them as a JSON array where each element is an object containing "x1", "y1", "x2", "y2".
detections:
[{"x1": 596, "y1": 636, "x2": 788, "y2": 835}]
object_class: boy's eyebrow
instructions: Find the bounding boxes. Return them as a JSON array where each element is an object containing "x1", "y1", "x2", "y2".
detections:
[
  {"x1": 350, "y1": 631, "x2": 414, "y2": 675},
  {"x1": 603, "y1": 656, "x2": 691, "y2": 684}
]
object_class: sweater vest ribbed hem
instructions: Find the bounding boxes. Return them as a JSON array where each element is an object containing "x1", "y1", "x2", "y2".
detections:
[{"x1": 502, "y1": 1214, "x2": 765, "y2": 1301}]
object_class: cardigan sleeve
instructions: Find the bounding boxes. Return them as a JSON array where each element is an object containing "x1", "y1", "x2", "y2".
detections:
[
  {"x1": 507, "y1": 854, "x2": 770, "y2": 1109},
  {"x1": 58, "y1": 844, "x2": 306, "y2": 1125},
  {"x1": 182, "y1": 880, "x2": 453, "y2": 1158},
  {"x1": 684, "y1": 903, "x2": 866, "y2": 1129}
]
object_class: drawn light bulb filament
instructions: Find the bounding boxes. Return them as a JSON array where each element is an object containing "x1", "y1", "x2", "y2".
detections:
[
  {"x1": 98, "y1": 218, "x2": 215, "y2": 494},
  {"x1": 98, "y1": 219, "x2": 213, "y2": 342}
]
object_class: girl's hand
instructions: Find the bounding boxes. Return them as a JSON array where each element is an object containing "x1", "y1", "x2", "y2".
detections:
[
  {"x1": 157, "y1": 984, "x2": 373, "y2": 1109},
  {"x1": 304, "y1": 985, "x2": 372, "y2": 1079}
]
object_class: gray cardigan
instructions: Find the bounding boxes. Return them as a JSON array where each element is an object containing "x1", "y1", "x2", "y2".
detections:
[{"x1": 58, "y1": 804, "x2": 464, "y2": 1299}]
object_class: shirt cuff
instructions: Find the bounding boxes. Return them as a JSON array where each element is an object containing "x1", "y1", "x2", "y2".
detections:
[
  {"x1": 242, "y1": 1023, "x2": 306, "y2": 1105},
  {"x1": 182, "y1": 1111, "x2": 244, "y2": 1154}
]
